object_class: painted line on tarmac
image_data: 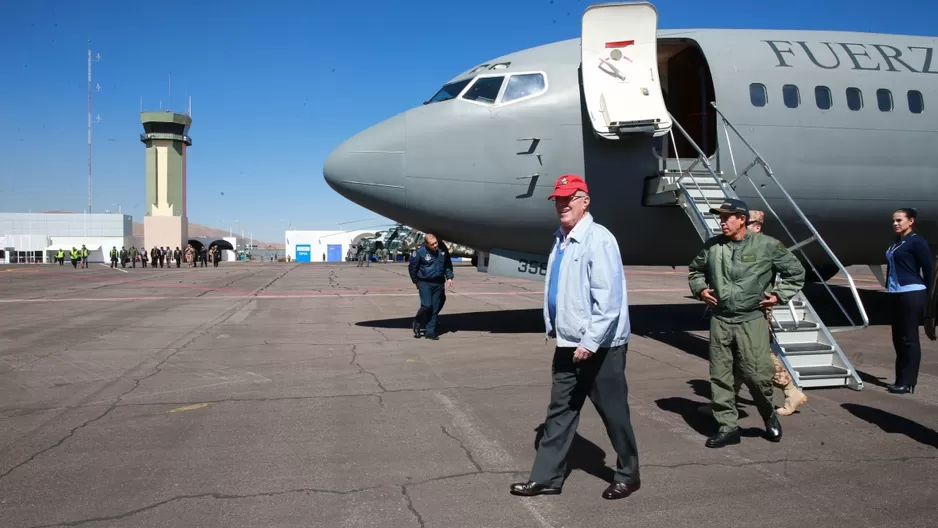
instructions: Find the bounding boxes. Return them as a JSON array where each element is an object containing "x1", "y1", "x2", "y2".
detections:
[
  {"x1": 98, "y1": 263, "x2": 128, "y2": 273},
  {"x1": 0, "y1": 288, "x2": 687, "y2": 304},
  {"x1": 23, "y1": 270, "x2": 543, "y2": 296},
  {"x1": 434, "y1": 392, "x2": 558, "y2": 528}
]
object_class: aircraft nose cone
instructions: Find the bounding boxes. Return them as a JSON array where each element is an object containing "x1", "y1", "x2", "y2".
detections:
[{"x1": 324, "y1": 113, "x2": 406, "y2": 205}]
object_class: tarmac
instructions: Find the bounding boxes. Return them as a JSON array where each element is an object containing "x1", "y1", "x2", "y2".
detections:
[{"x1": 0, "y1": 261, "x2": 935, "y2": 528}]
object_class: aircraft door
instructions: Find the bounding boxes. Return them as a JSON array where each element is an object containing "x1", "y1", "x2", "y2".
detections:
[{"x1": 581, "y1": 1, "x2": 671, "y2": 139}]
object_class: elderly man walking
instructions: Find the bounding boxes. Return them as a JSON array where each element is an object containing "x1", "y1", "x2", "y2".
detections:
[{"x1": 510, "y1": 174, "x2": 640, "y2": 501}]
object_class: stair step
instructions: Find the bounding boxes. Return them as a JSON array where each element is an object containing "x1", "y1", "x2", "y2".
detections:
[
  {"x1": 795, "y1": 365, "x2": 850, "y2": 379},
  {"x1": 773, "y1": 320, "x2": 818, "y2": 331},
  {"x1": 781, "y1": 343, "x2": 834, "y2": 354}
]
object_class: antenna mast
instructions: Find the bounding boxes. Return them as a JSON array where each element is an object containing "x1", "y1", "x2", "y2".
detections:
[
  {"x1": 87, "y1": 42, "x2": 101, "y2": 214},
  {"x1": 87, "y1": 43, "x2": 92, "y2": 214}
]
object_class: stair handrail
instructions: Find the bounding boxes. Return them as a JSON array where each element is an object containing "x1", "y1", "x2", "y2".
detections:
[
  {"x1": 709, "y1": 102, "x2": 870, "y2": 331},
  {"x1": 664, "y1": 124, "x2": 727, "y2": 242}
]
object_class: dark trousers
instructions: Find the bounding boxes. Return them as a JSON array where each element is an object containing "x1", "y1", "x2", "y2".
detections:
[
  {"x1": 415, "y1": 281, "x2": 443, "y2": 337},
  {"x1": 529, "y1": 345, "x2": 640, "y2": 488},
  {"x1": 892, "y1": 289, "x2": 927, "y2": 386}
]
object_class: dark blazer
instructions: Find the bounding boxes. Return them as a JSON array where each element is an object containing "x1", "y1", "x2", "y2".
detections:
[{"x1": 885, "y1": 232, "x2": 932, "y2": 293}]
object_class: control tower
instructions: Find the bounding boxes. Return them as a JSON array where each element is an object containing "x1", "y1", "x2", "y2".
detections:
[{"x1": 140, "y1": 112, "x2": 192, "y2": 251}]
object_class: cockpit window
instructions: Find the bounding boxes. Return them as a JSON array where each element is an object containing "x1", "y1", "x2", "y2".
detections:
[
  {"x1": 502, "y1": 73, "x2": 546, "y2": 103},
  {"x1": 462, "y1": 76, "x2": 505, "y2": 104},
  {"x1": 424, "y1": 78, "x2": 472, "y2": 104}
]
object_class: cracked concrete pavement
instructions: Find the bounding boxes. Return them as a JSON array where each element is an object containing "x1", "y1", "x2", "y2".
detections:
[{"x1": 0, "y1": 262, "x2": 936, "y2": 527}]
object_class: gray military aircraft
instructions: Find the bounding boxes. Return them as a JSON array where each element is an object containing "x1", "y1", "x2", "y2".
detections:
[
  {"x1": 325, "y1": 2, "x2": 935, "y2": 277},
  {"x1": 324, "y1": 1, "x2": 938, "y2": 391}
]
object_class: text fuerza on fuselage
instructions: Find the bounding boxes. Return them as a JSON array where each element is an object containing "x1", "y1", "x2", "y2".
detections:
[{"x1": 764, "y1": 40, "x2": 937, "y2": 74}]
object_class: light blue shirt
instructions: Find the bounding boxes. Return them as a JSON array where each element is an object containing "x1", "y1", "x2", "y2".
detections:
[
  {"x1": 543, "y1": 213, "x2": 630, "y2": 351},
  {"x1": 548, "y1": 245, "x2": 565, "y2": 329}
]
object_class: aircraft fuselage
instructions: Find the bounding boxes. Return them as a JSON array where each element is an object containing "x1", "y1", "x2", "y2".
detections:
[{"x1": 323, "y1": 28, "x2": 938, "y2": 269}]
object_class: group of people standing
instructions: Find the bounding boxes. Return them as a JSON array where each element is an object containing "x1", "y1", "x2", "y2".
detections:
[
  {"x1": 102, "y1": 244, "x2": 224, "y2": 269},
  {"x1": 507, "y1": 174, "x2": 935, "y2": 501}
]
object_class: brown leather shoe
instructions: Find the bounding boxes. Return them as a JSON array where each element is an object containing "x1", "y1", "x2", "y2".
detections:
[
  {"x1": 602, "y1": 480, "x2": 640, "y2": 500},
  {"x1": 509, "y1": 481, "x2": 561, "y2": 496}
]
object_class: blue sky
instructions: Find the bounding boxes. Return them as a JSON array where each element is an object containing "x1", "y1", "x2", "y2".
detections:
[{"x1": 0, "y1": 0, "x2": 931, "y2": 243}]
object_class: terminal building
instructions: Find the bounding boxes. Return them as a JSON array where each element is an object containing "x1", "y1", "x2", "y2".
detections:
[
  {"x1": 285, "y1": 230, "x2": 374, "y2": 262},
  {"x1": 0, "y1": 212, "x2": 140, "y2": 264}
]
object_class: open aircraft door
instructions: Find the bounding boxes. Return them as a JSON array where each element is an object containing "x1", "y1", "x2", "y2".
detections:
[{"x1": 581, "y1": 1, "x2": 671, "y2": 139}]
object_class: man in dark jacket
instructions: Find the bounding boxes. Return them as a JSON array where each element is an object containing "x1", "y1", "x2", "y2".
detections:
[
  {"x1": 408, "y1": 233, "x2": 454, "y2": 340},
  {"x1": 926, "y1": 252, "x2": 938, "y2": 341}
]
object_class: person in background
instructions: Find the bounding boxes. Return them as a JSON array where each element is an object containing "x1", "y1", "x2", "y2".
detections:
[
  {"x1": 884, "y1": 207, "x2": 932, "y2": 394},
  {"x1": 408, "y1": 233, "x2": 454, "y2": 340},
  {"x1": 80, "y1": 245, "x2": 89, "y2": 268},
  {"x1": 174, "y1": 246, "x2": 182, "y2": 268},
  {"x1": 925, "y1": 252, "x2": 938, "y2": 342},
  {"x1": 745, "y1": 210, "x2": 808, "y2": 416},
  {"x1": 141, "y1": 247, "x2": 148, "y2": 268}
]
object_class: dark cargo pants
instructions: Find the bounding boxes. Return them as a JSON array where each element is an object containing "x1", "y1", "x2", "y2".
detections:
[
  {"x1": 415, "y1": 281, "x2": 443, "y2": 337},
  {"x1": 529, "y1": 345, "x2": 640, "y2": 488},
  {"x1": 710, "y1": 316, "x2": 776, "y2": 432}
]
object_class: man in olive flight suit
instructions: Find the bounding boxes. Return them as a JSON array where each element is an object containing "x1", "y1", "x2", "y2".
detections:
[{"x1": 688, "y1": 198, "x2": 805, "y2": 448}]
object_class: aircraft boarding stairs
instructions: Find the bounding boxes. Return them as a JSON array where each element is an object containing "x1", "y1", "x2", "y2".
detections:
[
  {"x1": 579, "y1": 1, "x2": 869, "y2": 390},
  {"x1": 644, "y1": 107, "x2": 870, "y2": 390}
]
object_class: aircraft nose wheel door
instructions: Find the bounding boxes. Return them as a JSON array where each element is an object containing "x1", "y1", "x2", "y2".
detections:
[{"x1": 581, "y1": 1, "x2": 672, "y2": 139}]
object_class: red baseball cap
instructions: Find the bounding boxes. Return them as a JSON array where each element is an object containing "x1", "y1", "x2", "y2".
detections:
[{"x1": 548, "y1": 174, "x2": 589, "y2": 199}]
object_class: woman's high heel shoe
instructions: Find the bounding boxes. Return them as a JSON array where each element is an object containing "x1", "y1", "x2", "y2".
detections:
[{"x1": 887, "y1": 384, "x2": 915, "y2": 394}]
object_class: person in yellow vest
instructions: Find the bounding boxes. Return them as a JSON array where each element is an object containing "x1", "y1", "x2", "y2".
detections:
[
  {"x1": 109, "y1": 247, "x2": 119, "y2": 268},
  {"x1": 80, "y1": 245, "x2": 89, "y2": 268},
  {"x1": 69, "y1": 247, "x2": 79, "y2": 268},
  {"x1": 56, "y1": 248, "x2": 65, "y2": 265}
]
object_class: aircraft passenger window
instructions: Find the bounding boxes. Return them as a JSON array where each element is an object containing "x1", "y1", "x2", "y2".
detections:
[
  {"x1": 782, "y1": 84, "x2": 800, "y2": 108},
  {"x1": 815, "y1": 86, "x2": 832, "y2": 110},
  {"x1": 749, "y1": 83, "x2": 767, "y2": 107},
  {"x1": 502, "y1": 73, "x2": 546, "y2": 103},
  {"x1": 846, "y1": 87, "x2": 863, "y2": 111},
  {"x1": 908, "y1": 90, "x2": 924, "y2": 114},
  {"x1": 425, "y1": 79, "x2": 472, "y2": 105},
  {"x1": 877, "y1": 89, "x2": 893, "y2": 112},
  {"x1": 462, "y1": 76, "x2": 505, "y2": 104}
]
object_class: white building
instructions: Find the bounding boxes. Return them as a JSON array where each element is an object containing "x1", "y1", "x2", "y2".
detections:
[
  {"x1": 284, "y1": 230, "x2": 375, "y2": 262},
  {"x1": 0, "y1": 213, "x2": 141, "y2": 264}
]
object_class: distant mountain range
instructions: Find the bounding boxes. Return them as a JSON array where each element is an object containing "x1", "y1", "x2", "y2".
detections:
[{"x1": 39, "y1": 211, "x2": 282, "y2": 248}]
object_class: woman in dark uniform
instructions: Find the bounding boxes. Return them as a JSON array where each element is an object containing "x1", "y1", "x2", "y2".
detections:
[{"x1": 885, "y1": 208, "x2": 932, "y2": 394}]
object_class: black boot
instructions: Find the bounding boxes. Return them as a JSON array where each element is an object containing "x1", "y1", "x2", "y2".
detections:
[
  {"x1": 705, "y1": 428, "x2": 741, "y2": 448},
  {"x1": 764, "y1": 412, "x2": 782, "y2": 442}
]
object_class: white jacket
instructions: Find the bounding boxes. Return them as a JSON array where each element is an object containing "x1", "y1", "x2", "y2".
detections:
[{"x1": 542, "y1": 213, "x2": 631, "y2": 351}]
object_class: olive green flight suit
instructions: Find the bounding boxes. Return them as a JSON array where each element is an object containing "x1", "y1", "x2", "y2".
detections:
[{"x1": 688, "y1": 231, "x2": 805, "y2": 433}]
